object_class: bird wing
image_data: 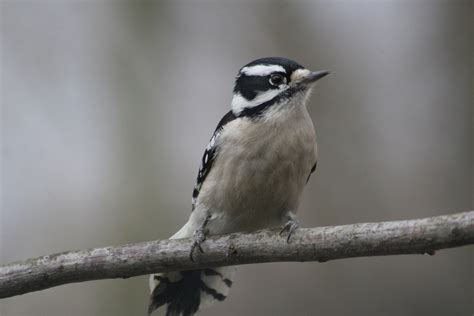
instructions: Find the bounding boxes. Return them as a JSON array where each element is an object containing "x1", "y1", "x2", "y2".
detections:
[
  {"x1": 306, "y1": 161, "x2": 317, "y2": 183},
  {"x1": 191, "y1": 110, "x2": 236, "y2": 210}
]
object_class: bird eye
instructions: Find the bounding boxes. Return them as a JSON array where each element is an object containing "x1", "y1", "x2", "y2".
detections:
[{"x1": 269, "y1": 74, "x2": 286, "y2": 86}]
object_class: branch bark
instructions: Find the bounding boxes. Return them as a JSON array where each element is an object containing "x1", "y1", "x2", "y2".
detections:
[{"x1": 1, "y1": 211, "x2": 473, "y2": 299}]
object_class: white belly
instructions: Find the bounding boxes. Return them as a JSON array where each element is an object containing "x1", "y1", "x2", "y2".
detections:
[{"x1": 196, "y1": 104, "x2": 317, "y2": 235}]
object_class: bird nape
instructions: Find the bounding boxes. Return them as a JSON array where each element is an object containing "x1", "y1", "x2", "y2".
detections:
[{"x1": 148, "y1": 57, "x2": 329, "y2": 316}]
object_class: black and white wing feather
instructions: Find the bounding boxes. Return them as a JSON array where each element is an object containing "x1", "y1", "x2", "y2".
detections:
[{"x1": 192, "y1": 111, "x2": 236, "y2": 210}]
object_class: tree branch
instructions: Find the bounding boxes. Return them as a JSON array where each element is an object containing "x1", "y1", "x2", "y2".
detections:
[{"x1": 1, "y1": 211, "x2": 473, "y2": 299}]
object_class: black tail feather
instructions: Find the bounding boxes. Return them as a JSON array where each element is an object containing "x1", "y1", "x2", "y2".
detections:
[
  {"x1": 148, "y1": 270, "x2": 202, "y2": 316},
  {"x1": 148, "y1": 268, "x2": 232, "y2": 316}
]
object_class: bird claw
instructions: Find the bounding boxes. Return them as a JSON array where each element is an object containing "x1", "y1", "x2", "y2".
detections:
[
  {"x1": 280, "y1": 218, "x2": 299, "y2": 243},
  {"x1": 190, "y1": 228, "x2": 208, "y2": 262},
  {"x1": 190, "y1": 214, "x2": 211, "y2": 262}
]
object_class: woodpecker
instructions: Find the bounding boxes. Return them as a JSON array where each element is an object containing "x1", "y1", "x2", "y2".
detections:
[{"x1": 148, "y1": 57, "x2": 329, "y2": 316}]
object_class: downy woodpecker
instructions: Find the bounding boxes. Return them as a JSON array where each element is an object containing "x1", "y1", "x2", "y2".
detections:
[{"x1": 148, "y1": 57, "x2": 329, "y2": 316}]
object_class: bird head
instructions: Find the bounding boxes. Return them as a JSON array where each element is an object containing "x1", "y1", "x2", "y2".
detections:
[{"x1": 231, "y1": 57, "x2": 329, "y2": 117}]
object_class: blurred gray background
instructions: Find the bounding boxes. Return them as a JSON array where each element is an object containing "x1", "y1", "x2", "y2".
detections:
[{"x1": 1, "y1": 1, "x2": 473, "y2": 315}]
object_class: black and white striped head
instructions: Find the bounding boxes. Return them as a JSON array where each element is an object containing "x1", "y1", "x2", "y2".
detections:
[{"x1": 231, "y1": 57, "x2": 329, "y2": 117}]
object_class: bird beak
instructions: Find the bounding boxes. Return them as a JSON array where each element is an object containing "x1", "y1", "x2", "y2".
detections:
[
  {"x1": 302, "y1": 70, "x2": 330, "y2": 84},
  {"x1": 291, "y1": 69, "x2": 330, "y2": 86}
]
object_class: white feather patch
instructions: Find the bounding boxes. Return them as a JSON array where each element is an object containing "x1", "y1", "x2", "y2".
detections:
[
  {"x1": 290, "y1": 68, "x2": 310, "y2": 81},
  {"x1": 240, "y1": 64, "x2": 286, "y2": 76},
  {"x1": 231, "y1": 88, "x2": 288, "y2": 115}
]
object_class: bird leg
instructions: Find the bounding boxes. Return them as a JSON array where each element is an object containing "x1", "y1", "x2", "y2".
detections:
[
  {"x1": 280, "y1": 212, "x2": 299, "y2": 243},
  {"x1": 190, "y1": 213, "x2": 211, "y2": 262}
]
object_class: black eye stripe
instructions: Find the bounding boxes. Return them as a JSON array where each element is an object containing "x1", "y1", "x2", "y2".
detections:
[
  {"x1": 233, "y1": 74, "x2": 275, "y2": 100},
  {"x1": 233, "y1": 68, "x2": 294, "y2": 101}
]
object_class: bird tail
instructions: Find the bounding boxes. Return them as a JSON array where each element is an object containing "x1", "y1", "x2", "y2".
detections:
[{"x1": 148, "y1": 266, "x2": 236, "y2": 316}]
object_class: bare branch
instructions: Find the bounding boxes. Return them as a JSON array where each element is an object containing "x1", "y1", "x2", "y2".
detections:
[{"x1": 1, "y1": 211, "x2": 473, "y2": 299}]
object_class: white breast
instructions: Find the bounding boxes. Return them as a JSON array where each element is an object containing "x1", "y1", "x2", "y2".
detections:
[{"x1": 196, "y1": 96, "x2": 317, "y2": 235}]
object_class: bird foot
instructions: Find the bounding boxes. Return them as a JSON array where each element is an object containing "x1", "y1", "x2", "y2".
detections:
[
  {"x1": 190, "y1": 214, "x2": 211, "y2": 262},
  {"x1": 280, "y1": 216, "x2": 299, "y2": 243},
  {"x1": 190, "y1": 229, "x2": 207, "y2": 262}
]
